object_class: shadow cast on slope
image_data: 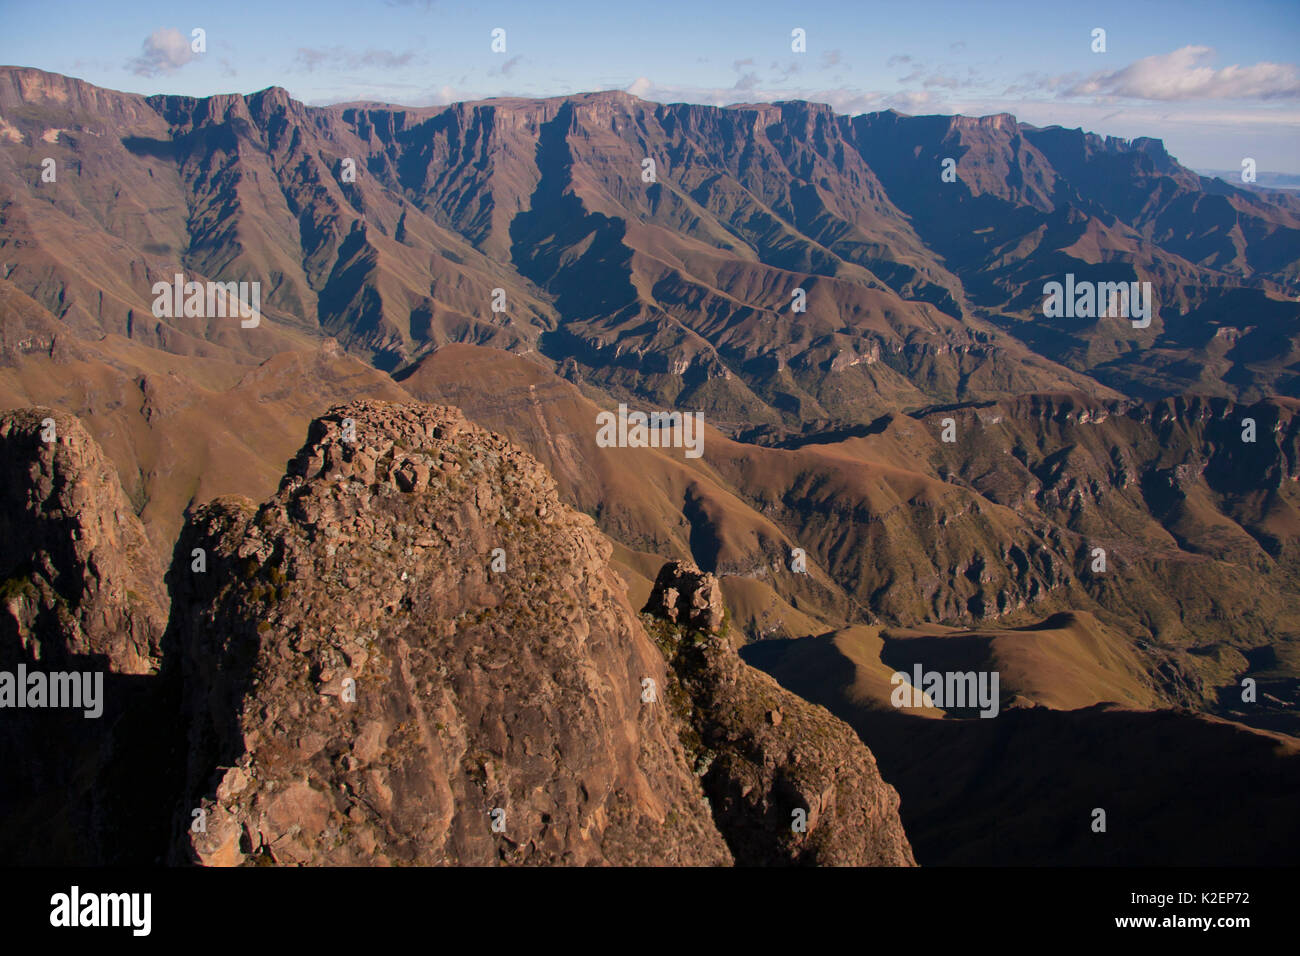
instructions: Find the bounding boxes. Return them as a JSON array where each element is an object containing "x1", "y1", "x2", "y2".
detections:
[{"x1": 744, "y1": 636, "x2": 1300, "y2": 865}]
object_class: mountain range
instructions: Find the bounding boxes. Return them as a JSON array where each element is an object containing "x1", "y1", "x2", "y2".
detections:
[{"x1": 1, "y1": 65, "x2": 1298, "y2": 865}]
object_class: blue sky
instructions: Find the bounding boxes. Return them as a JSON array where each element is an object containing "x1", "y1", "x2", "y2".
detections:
[{"x1": 2, "y1": 0, "x2": 1298, "y2": 171}]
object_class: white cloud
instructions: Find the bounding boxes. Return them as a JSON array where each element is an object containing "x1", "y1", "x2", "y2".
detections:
[
  {"x1": 884, "y1": 90, "x2": 942, "y2": 113},
  {"x1": 294, "y1": 47, "x2": 419, "y2": 73},
  {"x1": 1068, "y1": 46, "x2": 1300, "y2": 101},
  {"x1": 770, "y1": 60, "x2": 802, "y2": 81},
  {"x1": 126, "y1": 28, "x2": 197, "y2": 77},
  {"x1": 921, "y1": 73, "x2": 965, "y2": 90},
  {"x1": 1002, "y1": 72, "x2": 1080, "y2": 97},
  {"x1": 420, "y1": 85, "x2": 463, "y2": 106}
]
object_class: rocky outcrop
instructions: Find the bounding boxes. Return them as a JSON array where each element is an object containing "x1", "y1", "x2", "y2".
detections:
[
  {"x1": 643, "y1": 561, "x2": 916, "y2": 866},
  {"x1": 0, "y1": 407, "x2": 166, "y2": 672},
  {"x1": 171, "y1": 401, "x2": 731, "y2": 865},
  {"x1": 0, "y1": 407, "x2": 175, "y2": 864},
  {"x1": 0, "y1": 400, "x2": 915, "y2": 867},
  {"x1": 643, "y1": 559, "x2": 727, "y2": 634}
]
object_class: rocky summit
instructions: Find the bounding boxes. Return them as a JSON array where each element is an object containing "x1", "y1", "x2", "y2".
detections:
[
  {"x1": 161, "y1": 400, "x2": 910, "y2": 865},
  {"x1": 169, "y1": 401, "x2": 726, "y2": 864}
]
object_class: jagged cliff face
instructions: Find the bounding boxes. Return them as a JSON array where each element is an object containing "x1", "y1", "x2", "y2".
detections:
[
  {"x1": 171, "y1": 400, "x2": 733, "y2": 865},
  {"x1": 0, "y1": 407, "x2": 175, "y2": 864},
  {"x1": 0, "y1": 407, "x2": 166, "y2": 672},
  {"x1": 643, "y1": 561, "x2": 915, "y2": 866}
]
